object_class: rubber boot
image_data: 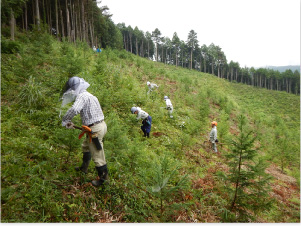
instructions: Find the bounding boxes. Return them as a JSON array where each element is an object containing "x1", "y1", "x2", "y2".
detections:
[
  {"x1": 75, "y1": 152, "x2": 91, "y2": 174},
  {"x1": 92, "y1": 164, "x2": 108, "y2": 187}
]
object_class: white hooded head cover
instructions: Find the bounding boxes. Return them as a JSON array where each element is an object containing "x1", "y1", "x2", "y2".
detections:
[{"x1": 61, "y1": 77, "x2": 90, "y2": 107}]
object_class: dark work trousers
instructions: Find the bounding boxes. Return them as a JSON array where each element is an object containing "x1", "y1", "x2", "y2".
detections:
[{"x1": 141, "y1": 115, "x2": 152, "y2": 137}]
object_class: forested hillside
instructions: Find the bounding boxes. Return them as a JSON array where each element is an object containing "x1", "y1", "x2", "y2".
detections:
[
  {"x1": 2, "y1": 0, "x2": 300, "y2": 94},
  {"x1": 1, "y1": 30, "x2": 300, "y2": 223}
]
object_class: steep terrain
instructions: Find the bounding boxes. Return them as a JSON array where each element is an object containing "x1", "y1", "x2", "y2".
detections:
[{"x1": 1, "y1": 32, "x2": 300, "y2": 222}]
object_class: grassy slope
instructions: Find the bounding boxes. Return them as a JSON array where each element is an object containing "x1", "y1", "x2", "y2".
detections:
[{"x1": 1, "y1": 33, "x2": 300, "y2": 222}]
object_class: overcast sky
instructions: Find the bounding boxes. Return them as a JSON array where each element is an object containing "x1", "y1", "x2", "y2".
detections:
[{"x1": 99, "y1": 0, "x2": 300, "y2": 68}]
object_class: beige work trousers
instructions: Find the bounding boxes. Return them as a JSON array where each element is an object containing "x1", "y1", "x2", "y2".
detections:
[{"x1": 82, "y1": 121, "x2": 107, "y2": 167}]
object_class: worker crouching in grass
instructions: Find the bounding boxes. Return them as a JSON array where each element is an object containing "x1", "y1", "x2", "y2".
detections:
[
  {"x1": 164, "y1": 96, "x2": 174, "y2": 118},
  {"x1": 61, "y1": 76, "x2": 108, "y2": 187},
  {"x1": 131, "y1": 107, "x2": 152, "y2": 138}
]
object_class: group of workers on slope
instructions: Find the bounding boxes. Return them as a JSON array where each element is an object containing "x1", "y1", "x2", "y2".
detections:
[
  {"x1": 130, "y1": 81, "x2": 174, "y2": 138},
  {"x1": 60, "y1": 77, "x2": 218, "y2": 188},
  {"x1": 147, "y1": 81, "x2": 173, "y2": 118}
]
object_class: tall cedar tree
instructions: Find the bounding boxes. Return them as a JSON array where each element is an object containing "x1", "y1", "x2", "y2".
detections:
[{"x1": 220, "y1": 115, "x2": 272, "y2": 222}]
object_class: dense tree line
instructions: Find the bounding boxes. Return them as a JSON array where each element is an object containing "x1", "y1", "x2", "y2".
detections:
[
  {"x1": 1, "y1": 0, "x2": 123, "y2": 49},
  {"x1": 1, "y1": 0, "x2": 299, "y2": 94},
  {"x1": 118, "y1": 25, "x2": 300, "y2": 95}
]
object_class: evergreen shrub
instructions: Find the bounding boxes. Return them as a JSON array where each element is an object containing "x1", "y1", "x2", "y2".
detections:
[
  {"x1": 18, "y1": 76, "x2": 45, "y2": 113},
  {"x1": 1, "y1": 38, "x2": 22, "y2": 54}
]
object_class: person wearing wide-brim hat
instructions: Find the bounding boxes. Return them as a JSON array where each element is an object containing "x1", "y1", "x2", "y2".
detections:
[{"x1": 61, "y1": 76, "x2": 108, "y2": 187}]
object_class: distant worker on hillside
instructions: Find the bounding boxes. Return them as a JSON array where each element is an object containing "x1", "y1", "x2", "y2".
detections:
[
  {"x1": 164, "y1": 96, "x2": 173, "y2": 118},
  {"x1": 97, "y1": 47, "x2": 101, "y2": 53},
  {"x1": 61, "y1": 76, "x2": 108, "y2": 187},
  {"x1": 209, "y1": 121, "x2": 218, "y2": 153},
  {"x1": 131, "y1": 107, "x2": 152, "y2": 138},
  {"x1": 147, "y1": 81, "x2": 159, "y2": 94},
  {"x1": 93, "y1": 46, "x2": 96, "y2": 52}
]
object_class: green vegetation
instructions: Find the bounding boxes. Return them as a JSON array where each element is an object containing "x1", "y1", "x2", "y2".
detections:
[{"x1": 1, "y1": 31, "x2": 300, "y2": 223}]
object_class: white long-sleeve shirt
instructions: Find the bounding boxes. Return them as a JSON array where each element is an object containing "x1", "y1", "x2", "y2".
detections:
[
  {"x1": 148, "y1": 83, "x2": 159, "y2": 90},
  {"x1": 136, "y1": 107, "x2": 149, "y2": 120},
  {"x1": 165, "y1": 99, "x2": 173, "y2": 108},
  {"x1": 62, "y1": 91, "x2": 104, "y2": 126},
  {"x1": 209, "y1": 126, "x2": 217, "y2": 143}
]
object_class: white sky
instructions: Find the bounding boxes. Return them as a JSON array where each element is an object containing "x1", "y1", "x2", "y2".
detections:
[{"x1": 99, "y1": 0, "x2": 300, "y2": 68}]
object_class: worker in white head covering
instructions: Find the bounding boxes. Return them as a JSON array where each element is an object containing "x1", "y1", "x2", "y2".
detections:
[
  {"x1": 60, "y1": 76, "x2": 108, "y2": 187},
  {"x1": 131, "y1": 106, "x2": 152, "y2": 138},
  {"x1": 164, "y1": 96, "x2": 174, "y2": 118},
  {"x1": 147, "y1": 81, "x2": 159, "y2": 94}
]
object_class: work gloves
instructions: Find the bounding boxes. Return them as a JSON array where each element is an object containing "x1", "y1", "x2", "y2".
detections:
[{"x1": 65, "y1": 122, "x2": 75, "y2": 129}]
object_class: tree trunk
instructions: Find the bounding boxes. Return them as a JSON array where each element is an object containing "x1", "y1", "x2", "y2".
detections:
[
  {"x1": 165, "y1": 48, "x2": 168, "y2": 64},
  {"x1": 190, "y1": 50, "x2": 193, "y2": 69},
  {"x1": 42, "y1": 0, "x2": 46, "y2": 24},
  {"x1": 129, "y1": 33, "x2": 133, "y2": 53},
  {"x1": 81, "y1": 0, "x2": 86, "y2": 41},
  {"x1": 55, "y1": 0, "x2": 59, "y2": 39},
  {"x1": 49, "y1": 0, "x2": 52, "y2": 34},
  {"x1": 147, "y1": 40, "x2": 150, "y2": 58},
  {"x1": 182, "y1": 52, "x2": 184, "y2": 67},
  {"x1": 32, "y1": 2, "x2": 35, "y2": 25},
  {"x1": 60, "y1": 9, "x2": 65, "y2": 38},
  {"x1": 136, "y1": 37, "x2": 138, "y2": 55},
  {"x1": 123, "y1": 35, "x2": 126, "y2": 50},
  {"x1": 89, "y1": 19, "x2": 93, "y2": 47},
  {"x1": 156, "y1": 43, "x2": 158, "y2": 61},
  {"x1": 76, "y1": 0, "x2": 81, "y2": 41},
  {"x1": 125, "y1": 35, "x2": 128, "y2": 51},
  {"x1": 91, "y1": 16, "x2": 95, "y2": 46},
  {"x1": 35, "y1": 0, "x2": 41, "y2": 30},
  {"x1": 139, "y1": 40, "x2": 142, "y2": 56},
  {"x1": 235, "y1": 70, "x2": 238, "y2": 81},
  {"x1": 24, "y1": 3, "x2": 28, "y2": 31},
  {"x1": 70, "y1": 1, "x2": 75, "y2": 42},
  {"x1": 199, "y1": 58, "x2": 202, "y2": 72},
  {"x1": 221, "y1": 66, "x2": 224, "y2": 78},
  {"x1": 66, "y1": 0, "x2": 71, "y2": 41},
  {"x1": 10, "y1": 8, "x2": 15, "y2": 40}
]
